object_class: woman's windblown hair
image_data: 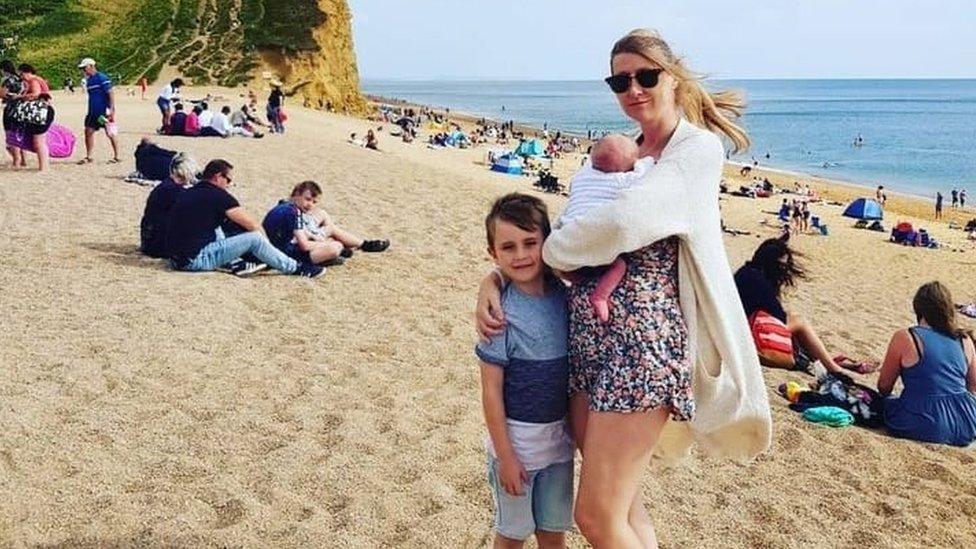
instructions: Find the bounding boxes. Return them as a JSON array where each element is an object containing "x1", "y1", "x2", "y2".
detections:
[{"x1": 611, "y1": 29, "x2": 750, "y2": 152}]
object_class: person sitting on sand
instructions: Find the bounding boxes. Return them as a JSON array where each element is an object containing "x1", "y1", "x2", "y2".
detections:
[
  {"x1": 734, "y1": 235, "x2": 854, "y2": 375},
  {"x1": 197, "y1": 102, "x2": 213, "y2": 128},
  {"x1": 365, "y1": 129, "x2": 379, "y2": 150},
  {"x1": 165, "y1": 159, "x2": 323, "y2": 277},
  {"x1": 140, "y1": 152, "x2": 199, "y2": 258},
  {"x1": 201, "y1": 106, "x2": 260, "y2": 138},
  {"x1": 262, "y1": 181, "x2": 390, "y2": 266},
  {"x1": 878, "y1": 281, "x2": 976, "y2": 446},
  {"x1": 184, "y1": 105, "x2": 201, "y2": 136},
  {"x1": 167, "y1": 103, "x2": 188, "y2": 136},
  {"x1": 230, "y1": 104, "x2": 265, "y2": 135},
  {"x1": 557, "y1": 134, "x2": 652, "y2": 322}
]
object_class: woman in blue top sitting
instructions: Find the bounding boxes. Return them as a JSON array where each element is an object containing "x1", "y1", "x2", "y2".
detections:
[{"x1": 878, "y1": 281, "x2": 976, "y2": 446}]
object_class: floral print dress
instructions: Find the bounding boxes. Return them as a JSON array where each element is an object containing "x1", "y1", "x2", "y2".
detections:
[{"x1": 567, "y1": 237, "x2": 694, "y2": 420}]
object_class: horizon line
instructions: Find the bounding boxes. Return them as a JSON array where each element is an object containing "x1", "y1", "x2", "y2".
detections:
[{"x1": 362, "y1": 76, "x2": 976, "y2": 83}]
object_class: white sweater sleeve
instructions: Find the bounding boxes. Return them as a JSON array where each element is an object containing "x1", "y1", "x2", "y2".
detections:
[{"x1": 543, "y1": 128, "x2": 724, "y2": 272}]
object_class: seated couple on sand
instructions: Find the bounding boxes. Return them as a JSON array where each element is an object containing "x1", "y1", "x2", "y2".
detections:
[{"x1": 139, "y1": 157, "x2": 388, "y2": 277}]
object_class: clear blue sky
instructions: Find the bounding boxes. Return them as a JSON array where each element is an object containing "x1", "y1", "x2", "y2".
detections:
[{"x1": 348, "y1": 0, "x2": 976, "y2": 80}]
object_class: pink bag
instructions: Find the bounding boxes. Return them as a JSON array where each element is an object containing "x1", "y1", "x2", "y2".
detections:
[{"x1": 46, "y1": 123, "x2": 76, "y2": 158}]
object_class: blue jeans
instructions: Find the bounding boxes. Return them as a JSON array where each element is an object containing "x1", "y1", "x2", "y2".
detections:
[
  {"x1": 268, "y1": 107, "x2": 284, "y2": 133},
  {"x1": 184, "y1": 231, "x2": 297, "y2": 273},
  {"x1": 487, "y1": 457, "x2": 573, "y2": 540}
]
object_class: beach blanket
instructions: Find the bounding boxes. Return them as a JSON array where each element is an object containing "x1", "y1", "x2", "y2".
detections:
[{"x1": 4, "y1": 123, "x2": 76, "y2": 157}]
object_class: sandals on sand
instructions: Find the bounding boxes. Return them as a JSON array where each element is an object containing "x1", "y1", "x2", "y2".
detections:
[
  {"x1": 76, "y1": 157, "x2": 93, "y2": 165},
  {"x1": 833, "y1": 354, "x2": 881, "y2": 374},
  {"x1": 107, "y1": 158, "x2": 121, "y2": 164}
]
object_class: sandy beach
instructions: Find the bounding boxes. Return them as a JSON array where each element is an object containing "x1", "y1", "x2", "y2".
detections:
[{"x1": 1, "y1": 88, "x2": 975, "y2": 547}]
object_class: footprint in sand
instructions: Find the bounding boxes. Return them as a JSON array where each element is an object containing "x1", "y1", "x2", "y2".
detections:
[{"x1": 211, "y1": 498, "x2": 246, "y2": 529}]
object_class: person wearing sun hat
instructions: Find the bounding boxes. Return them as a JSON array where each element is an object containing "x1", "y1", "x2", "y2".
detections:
[{"x1": 77, "y1": 57, "x2": 120, "y2": 164}]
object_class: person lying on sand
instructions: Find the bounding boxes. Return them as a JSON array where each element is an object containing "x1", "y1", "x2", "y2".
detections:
[{"x1": 262, "y1": 181, "x2": 390, "y2": 267}]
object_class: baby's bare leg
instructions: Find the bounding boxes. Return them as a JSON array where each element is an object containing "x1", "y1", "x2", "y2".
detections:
[{"x1": 590, "y1": 257, "x2": 627, "y2": 323}]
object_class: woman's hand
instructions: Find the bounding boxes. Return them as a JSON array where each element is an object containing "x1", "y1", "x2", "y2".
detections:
[{"x1": 475, "y1": 270, "x2": 505, "y2": 341}]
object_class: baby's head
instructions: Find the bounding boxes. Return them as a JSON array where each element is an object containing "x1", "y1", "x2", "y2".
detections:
[{"x1": 590, "y1": 134, "x2": 639, "y2": 173}]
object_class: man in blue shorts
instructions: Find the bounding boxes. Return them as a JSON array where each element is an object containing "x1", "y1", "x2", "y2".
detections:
[
  {"x1": 78, "y1": 58, "x2": 120, "y2": 164},
  {"x1": 263, "y1": 181, "x2": 390, "y2": 266}
]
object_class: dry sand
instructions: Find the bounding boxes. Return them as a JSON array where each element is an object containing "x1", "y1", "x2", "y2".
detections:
[{"x1": 1, "y1": 88, "x2": 975, "y2": 548}]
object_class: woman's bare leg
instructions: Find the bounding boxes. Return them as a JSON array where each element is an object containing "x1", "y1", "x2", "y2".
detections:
[
  {"x1": 787, "y1": 312, "x2": 843, "y2": 373},
  {"x1": 571, "y1": 394, "x2": 657, "y2": 548},
  {"x1": 574, "y1": 404, "x2": 668, "y2": 548},
  {"x1": 33, "y1": 134, "x2": 48, "y2": 171}
]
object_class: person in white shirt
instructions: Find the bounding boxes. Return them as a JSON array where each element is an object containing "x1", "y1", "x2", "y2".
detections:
[
  {"x1": 197, "y1": 101, "x2": 213, "y2": 128},
  {"x1": 204, "y1": 106, "x2": 256, "y2": 138},
  {"x1": 156, "y1": 78, "x2": 184, "y2": 131}
]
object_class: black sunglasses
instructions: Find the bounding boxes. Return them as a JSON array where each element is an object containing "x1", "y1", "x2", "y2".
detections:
[{"x1": 604, "y1": 69, "x2": 664, "y2": 94}]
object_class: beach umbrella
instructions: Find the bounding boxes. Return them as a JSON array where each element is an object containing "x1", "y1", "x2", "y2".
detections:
[
  {"x1": 491, "y1": 153, "x2": 523, "y2": 175},
  {"x1": 842, "y1": 198, "x2": 884, "y2": 220}
]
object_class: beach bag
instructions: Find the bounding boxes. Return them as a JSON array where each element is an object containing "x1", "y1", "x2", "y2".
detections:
[
  {"x1": 46, "y1": 123, "x2": 76, "y2": 158},
  {"x1": 11, "y1": 98, "x2": 54, "y2": 134},
  {"x1": 278, "y1": 108, "x2": 288, "y2": 123},
  {"x1": 749, "y1": 311, "x2": 795, "y2": 369}
]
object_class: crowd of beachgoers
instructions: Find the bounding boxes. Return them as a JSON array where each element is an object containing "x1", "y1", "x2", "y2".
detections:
[
  {"x1": 1, "y1": 59, "x2": 293, "y2": 173},
  {"x1": 2, "y1": 57, "x2": 391, "y2": 278},
  {"x1": 2, "y1": 34, "x2": 975, "y2": 548}
]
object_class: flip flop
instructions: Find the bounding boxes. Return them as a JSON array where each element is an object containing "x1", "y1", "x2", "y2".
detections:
[
  {"x1": 76, "y1": 157, "x2": 93, "y2": 165},
  {"x1": 107, "y1": 158, "x2": 121, "y2": 164}
]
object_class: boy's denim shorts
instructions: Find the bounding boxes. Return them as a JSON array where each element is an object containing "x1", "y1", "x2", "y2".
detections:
[{"x1": 487, "y1": 457, "x2": 574, "y2": 541}]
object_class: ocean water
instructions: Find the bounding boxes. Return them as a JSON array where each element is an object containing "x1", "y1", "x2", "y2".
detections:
[{"x1": 362, "y1": 79, "x2": 976, "y2": 197}]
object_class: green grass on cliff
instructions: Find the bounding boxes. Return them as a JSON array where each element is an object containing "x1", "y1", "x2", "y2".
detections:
[{"x1": 0, "y1": 0, "x2": 327, "y2": 85}]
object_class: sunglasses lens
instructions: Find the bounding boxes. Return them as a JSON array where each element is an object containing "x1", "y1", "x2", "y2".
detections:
[
  {"x1": 605, "y1": 74, "x2": 631, "y2": 93},
  {"x1": 636, "y1": 69, "x2": 661, "y2": 89}
]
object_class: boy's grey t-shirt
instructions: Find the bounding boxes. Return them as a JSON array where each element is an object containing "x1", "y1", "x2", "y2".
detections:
[{"x1": 476, "y1": 282, "x2": 574, "y2": 470}]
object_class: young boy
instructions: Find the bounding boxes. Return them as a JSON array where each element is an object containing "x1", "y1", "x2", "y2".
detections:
[
  {"x1": 262, "y1": 181, "x2": 390, "y2": 266},
  {"x1": 476, "y1": 193, "x2": 574, "y2": 548}
]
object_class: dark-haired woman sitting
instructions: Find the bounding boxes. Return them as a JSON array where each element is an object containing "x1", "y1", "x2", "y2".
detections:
[
  {"x1": 878, "y1": 281, "x2": 976, "y2": 446},
  {"x1": 734, "y1": 236, "x2": 848, "y2": 374}
]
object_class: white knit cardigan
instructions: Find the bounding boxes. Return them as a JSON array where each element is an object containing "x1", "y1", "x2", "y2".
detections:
[{"x1": 542, "y1": 118, "x2": 772, "y2": 461}]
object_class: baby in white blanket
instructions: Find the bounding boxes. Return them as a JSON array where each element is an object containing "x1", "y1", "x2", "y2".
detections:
[{"x1": 559, "y1": 134, "x2": 652, "y2": 322}]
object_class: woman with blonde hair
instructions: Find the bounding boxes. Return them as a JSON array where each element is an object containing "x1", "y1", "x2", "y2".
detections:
[
  {"x1": 477, "y1": 29, "x2": 770, "y2": 547},
  {"x1": 878, "y1": 281, "x2": 976, "y2": 446},
  {"x1": 139, "y1": 152, "x2": 200, "y2": 258}
]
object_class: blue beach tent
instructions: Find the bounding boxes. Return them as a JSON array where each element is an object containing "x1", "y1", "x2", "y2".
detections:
[
  {"x1": 514, "y1": 139, "x2": 545, "y2": 157},
  {"x1": 491, "y1": 153, "x2": 523, "y2": 175},
  {"x1": 842, "y1": 198, "x2": 884, "y2": 220}
]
